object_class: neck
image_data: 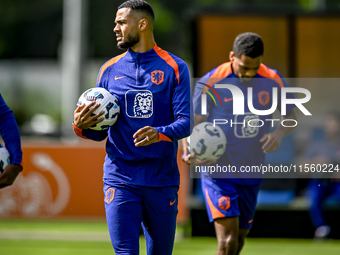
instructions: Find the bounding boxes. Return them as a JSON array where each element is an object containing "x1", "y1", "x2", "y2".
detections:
[{"x1": 130, "y1": 33, "x2": 155, "y2": 53}]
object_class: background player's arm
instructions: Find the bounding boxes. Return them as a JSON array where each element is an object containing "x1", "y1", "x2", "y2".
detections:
[
  {"x1": 194, "y1": 114, "x2": 207, "y2": 126},
  {"x1": 181, "y1": 114, "x2": 206, "y2": 161},
  {"x1": 260, "y1": 108, "x2": 297, "y2": 153}
]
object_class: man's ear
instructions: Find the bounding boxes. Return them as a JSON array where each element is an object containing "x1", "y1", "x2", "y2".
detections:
[
  {"x1": 139, "y1": 18, "x2": 148, "y2": 31},
  {"x1": 229, "y1": 51, "x2": 235, "y2": 61}
]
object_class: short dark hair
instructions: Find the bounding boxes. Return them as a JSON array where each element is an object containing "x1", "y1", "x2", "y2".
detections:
[
  {"x1": 118, "y1": 0, "x2": 155, "y2": 21},
  {"x1": 233, "y1": 32, "x2": 264, "y2": 58}
]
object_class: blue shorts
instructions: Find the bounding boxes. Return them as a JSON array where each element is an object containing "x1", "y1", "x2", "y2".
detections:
[
  {"x1": 104, "y1": 183, "x2": 179, "y2": 255},
  {"x1": 201, "y1": 178, "x2": 260, "y2": 229}
]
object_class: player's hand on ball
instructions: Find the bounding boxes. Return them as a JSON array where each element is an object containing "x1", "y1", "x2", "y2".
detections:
[
  {"x1": 0, "y1": 164, "x2": 22, "y2": 189},
  {"x1": 133, "y1": 126, "x2": 159, "y2": 147},
  {"x1": 182, "y1": 152, "x2": 191, "y2": 165},
  {"x1": 190, "y1": 153, "x2": 217, "y2": 166},
  {"x1": 183, "y1": 152, "x2": 217, "y2": 166},
  {"x1": 74, "y1": 102, "x2": 105, "y2": 129}
]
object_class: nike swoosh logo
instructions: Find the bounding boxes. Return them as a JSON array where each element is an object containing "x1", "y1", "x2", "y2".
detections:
[
  {"x1": 170, "y1": 199, "x2": 176, "y2": 206},
  {"x1": 224, "y1": 97, "x2": 233, "y2": 102},
  {"x1": 114, "y1": 75, "x2": 126, "y2": 80}
]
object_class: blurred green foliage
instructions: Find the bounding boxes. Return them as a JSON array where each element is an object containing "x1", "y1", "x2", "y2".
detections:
[
  {"x1": 1, "y1": 0, "x2": 338, "y2": 60},
  {"x1": 0, "y1": 0, "x2": 339, "y2": 133}
]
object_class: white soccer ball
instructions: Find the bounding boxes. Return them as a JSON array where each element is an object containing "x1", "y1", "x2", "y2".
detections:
[
  {"x1": 0, "y1": 143, "x2": 10, "y2": 174},
  {"x1": 77, "y1": 87, "x2": 120, "y2": 130},
  {"x1": 188, "y1": 122, "x2": 227, "y2": 161}
]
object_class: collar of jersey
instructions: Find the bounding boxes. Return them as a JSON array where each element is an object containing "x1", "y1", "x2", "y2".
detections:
[{"x1": 126, "y1": 43, "x2": 158, "y2": 60}]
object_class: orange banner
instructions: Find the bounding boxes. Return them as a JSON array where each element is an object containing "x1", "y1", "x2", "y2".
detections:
[{"x1": 0, "y1": 140, "x2": 189, "y2": 222}]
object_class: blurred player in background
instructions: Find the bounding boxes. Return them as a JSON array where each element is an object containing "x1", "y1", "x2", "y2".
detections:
[
  {"x1": 73, "y1": 0, "x2": 192, "y2": 254},
  {"x1": 0, "y1": 93, "x2": 23, "y2": 189},
  {"x1": 301, "y1": 111, "x2": 340, "y2": 239},
  {"x1": 182, "y1": 32, "x2": 297, "y2": 255}
]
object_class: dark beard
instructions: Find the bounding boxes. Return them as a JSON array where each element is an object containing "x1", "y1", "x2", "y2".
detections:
[{"x1": 117, "y1": 32, "x2": 139, "y2": 50}]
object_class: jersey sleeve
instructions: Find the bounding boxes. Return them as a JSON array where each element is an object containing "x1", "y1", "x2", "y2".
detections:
[
  {"x1": 0, "y1": 94, "x2": 23, "y2": 166},
  {"x1": 72, "y1": 123, "x2": 108, "y2": 141},
  {"x1": 155, "y1": 61, "x2": 193, "y2": 142}
]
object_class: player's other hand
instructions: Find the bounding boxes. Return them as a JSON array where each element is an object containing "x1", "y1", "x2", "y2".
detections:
[
  {"x1": 260, "y1": 130, "x2": 284, "y2": 153},
  {"x1": 73, "y1": 102, "x2": 105, "y2": 129},
  {"x1": 0, "y1": 164, "x2": 22, "y2": 189},
  {"x1": 133, "y1": 126, "x2": 159, "y2": 147},
  {"x1": 184, "y1": 152, "x2": 216, "y2": 166}
]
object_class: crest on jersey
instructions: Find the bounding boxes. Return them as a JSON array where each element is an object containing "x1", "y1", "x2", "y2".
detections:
[
  {"x1": 125, "y1": 90, "x2": 153, "y2": 118},
  {"x1": 105, "y1": 188, "x2": 115, "y2": 204},
  {"x1": 151, "y1": 70, "x2": 164, "y2": 85},
  {"x1": 134, "y1": 92, "x2": 153, "y2": 118},
  {"x1": 258, "y1": 91, "x2": 270, "y2": 106},
  {"x1": 234, "y1": 114, "x2": 260, "y2": 138},
  {"x1": 218, "y1": 196, "x2": 230, "y2": 211}
]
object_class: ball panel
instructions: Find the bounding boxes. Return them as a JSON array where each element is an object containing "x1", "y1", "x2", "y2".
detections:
[
  {"x1": 188, "y1": 122, "x2": 227, "y2": 161},
  {"x1": 77, "y1": 87, "x2": 120, "y2": 131}
]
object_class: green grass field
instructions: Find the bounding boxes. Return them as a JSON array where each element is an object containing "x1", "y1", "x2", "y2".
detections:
[{"x1": 1, "y1": 219, "x2": 340, "y2": 255}]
